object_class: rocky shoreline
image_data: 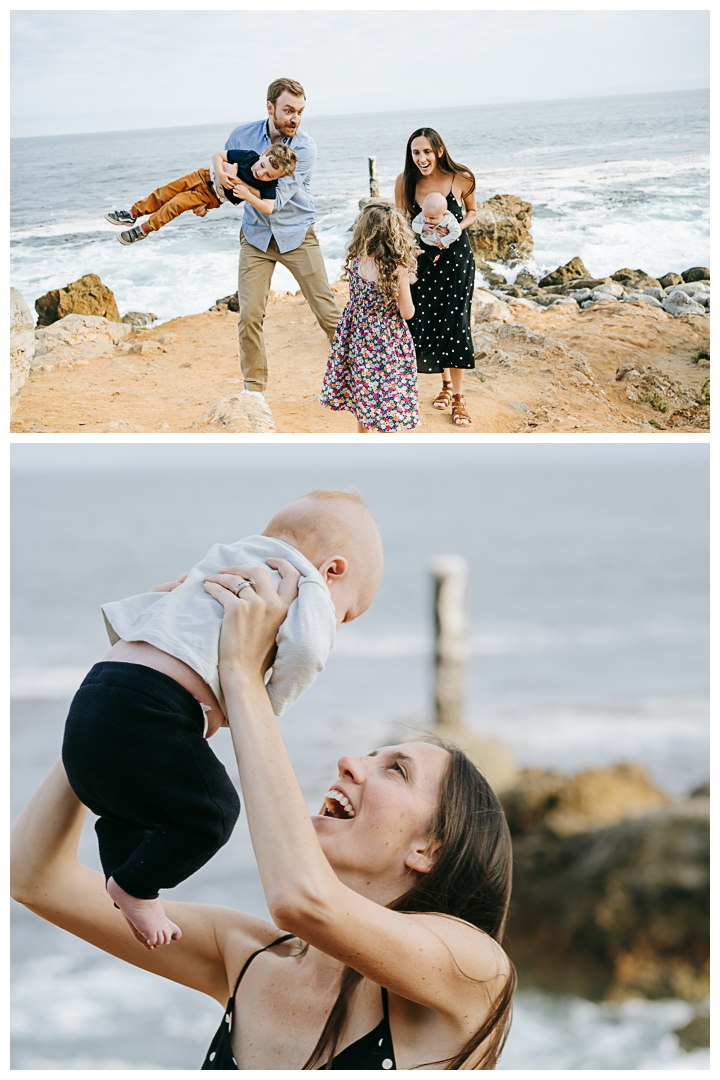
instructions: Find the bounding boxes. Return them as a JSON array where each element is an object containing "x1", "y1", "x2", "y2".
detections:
[
  {"x1": 10, "y1": 284, "x2": 710, "y2": 433},
  {"x1": 9, "y1": 190, "x2": 710, "y2": 432}
]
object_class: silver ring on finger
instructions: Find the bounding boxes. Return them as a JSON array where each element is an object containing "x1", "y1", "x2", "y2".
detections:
[{"x1": 233, "y1": 578, "x2": 256, "y2": 597}]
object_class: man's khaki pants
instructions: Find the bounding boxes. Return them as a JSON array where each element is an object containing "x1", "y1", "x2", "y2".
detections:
[{"x1": 238, "y1": 226, "x2": 340, "y2": 392}]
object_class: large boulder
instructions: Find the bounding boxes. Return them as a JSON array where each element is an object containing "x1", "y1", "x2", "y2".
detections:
[
  {"x1": 662, "y1": 291, "x2": 706, "y2": 318},
  {"x1": 625, "y1": 292, "x2": 664, "y2": 309},
  {"x1": 681, "y1": 267, "x2": 710, "y2": 282},
  {"x1": 32, "y1": 313, "x2": 132, "y2": 368},
  {"x1": 35, "y1": 273, "x2": 121, "y2": 327},
  {"x1": 191, "y1": 394, "x2": 276, "y2": 433},
  {"x1": 502, "y1": 767, "x2": 709, "y2": 1001},
  {"x1": 471, "y1": 288, "x2": 514, "y2": 325},
  {"x1": 122, "y1": 311, "x2": 158, "y2": 327},
  {"x1": 10, "y1": 288, "x2": 35, "y2": 413},
  {"x1": 658, "y1": 272, "x2": 684, "y2": 289},
  {"x1": 475, "y1": 261, "x2": 508, "y2": 287},
  {"x1": 538, "y1": 256, "x2": 591, "y2": 288},
  {"x1": 610, "y1": 268, "x2": 649, "y2": 287},
  {"x1": 211, "y1": 292, "x2": 240, "y2": 312},
  {"x1": 467, "y1": 194, "x2": 533, "y2": 262}
]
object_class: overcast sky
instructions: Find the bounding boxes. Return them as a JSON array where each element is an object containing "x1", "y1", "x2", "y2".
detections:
[{"x1": 10, "y1": 5, "x2": 710, "y2": 138}]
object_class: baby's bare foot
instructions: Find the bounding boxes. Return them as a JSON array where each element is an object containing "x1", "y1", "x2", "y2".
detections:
[{"x1": 107, "y1": 876, "x2": 182, "y2": 951}]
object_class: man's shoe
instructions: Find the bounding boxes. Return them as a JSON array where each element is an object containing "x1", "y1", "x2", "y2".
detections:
[
  {"x1": 105, "y1": 210, "x2": 137, "y2": 227},
  {"x1": 119, "y1": 225, "x2": 148, "y2": 246}
]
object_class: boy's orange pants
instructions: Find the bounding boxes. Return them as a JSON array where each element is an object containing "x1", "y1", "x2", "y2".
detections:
[{"x1": 131, "y1": 168, "x2": 221, "y2": 232}]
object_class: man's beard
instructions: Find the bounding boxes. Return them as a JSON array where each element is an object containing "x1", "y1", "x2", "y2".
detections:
[{"x1": 270, "y1": 107, "x2": 299, "y2": 138}]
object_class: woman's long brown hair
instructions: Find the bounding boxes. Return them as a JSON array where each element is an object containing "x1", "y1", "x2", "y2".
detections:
[
  {"x1": 302, "y1": 741, "x2": 516, "y2": 1070},
  {"x1": 399, "y1": 128, "x2": 477, "y2": 215}
]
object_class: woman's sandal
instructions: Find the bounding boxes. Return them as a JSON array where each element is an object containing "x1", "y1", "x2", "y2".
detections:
[
  {"x1": 432, "y1": 380, "x2": 453, "y2": 410},
  {"x1": 452, "y1": 394, "x2": 472, "y2": 426}
]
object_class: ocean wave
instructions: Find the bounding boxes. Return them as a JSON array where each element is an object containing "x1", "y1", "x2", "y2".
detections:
[{"x1": 498, "y1": 991, "x2": 709, "y2": 1070}]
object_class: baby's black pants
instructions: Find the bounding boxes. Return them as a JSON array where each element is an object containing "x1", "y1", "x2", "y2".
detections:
[{"x1": 62, "y1": 662, "x2": 240, "y2": 899}]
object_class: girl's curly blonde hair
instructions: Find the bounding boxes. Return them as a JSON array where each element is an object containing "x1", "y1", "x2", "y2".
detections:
[{"x1": 344, "y1": 199, "x2": 418, "y2": 306}]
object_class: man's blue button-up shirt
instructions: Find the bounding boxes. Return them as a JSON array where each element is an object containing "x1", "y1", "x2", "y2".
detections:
[{"x1": 225, "y1": 119, "x2": 317, "y2": 253}]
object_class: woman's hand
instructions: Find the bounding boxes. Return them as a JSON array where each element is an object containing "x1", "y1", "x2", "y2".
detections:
[{"x1": 204, "y1": 559, "x2": 300, "y2": 683}]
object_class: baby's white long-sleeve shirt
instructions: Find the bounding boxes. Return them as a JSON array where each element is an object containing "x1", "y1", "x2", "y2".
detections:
[
  {"x1": 412, "y1": 210, "x2": 462, "y2": 248},
  {"x1": 101, "y1": 536, "x2": 336, "y2": 718}
]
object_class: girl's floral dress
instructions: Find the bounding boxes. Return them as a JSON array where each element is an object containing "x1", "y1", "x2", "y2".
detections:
[{"x1": 320, "y1": 259, "x2": 419, "y2": 431}]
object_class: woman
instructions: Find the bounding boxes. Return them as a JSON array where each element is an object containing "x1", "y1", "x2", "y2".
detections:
[
  {"x1": 395, "y1": 129, "x2": 478, "y2": 426},
  {"x1": 11, "y1": 561, "x2": 515, "y2": 1070}
]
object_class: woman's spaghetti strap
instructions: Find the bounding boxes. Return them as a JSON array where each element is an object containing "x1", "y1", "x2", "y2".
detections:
[{"x1": 231, "y1": 933, "x2": 296, "y2": 997}]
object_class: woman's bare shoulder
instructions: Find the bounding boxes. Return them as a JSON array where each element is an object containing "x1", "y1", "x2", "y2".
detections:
[
  {"x1": 456, "y1": 168, "x2": 476, "y2": 197},
  {"x1": 414, "y1": 912, "x2": 511, "y2": 985}
]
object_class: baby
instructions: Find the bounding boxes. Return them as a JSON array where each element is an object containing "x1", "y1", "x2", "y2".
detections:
[
  {"x1": 105, "y1": 143, "x2": 297, "y2": 245},
  {"x1": 411, "y1": 193, "x2": 462, "y2": 277},
  {"x1": 61, "y1": 490, "x2": 382, "y2": 950}
]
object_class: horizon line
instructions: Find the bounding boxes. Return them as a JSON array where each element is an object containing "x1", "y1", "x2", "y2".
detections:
[{"x1": 11, "y1": 82, "x2": 709, "y2": 142}]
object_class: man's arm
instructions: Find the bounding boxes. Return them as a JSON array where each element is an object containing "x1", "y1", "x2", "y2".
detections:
[{"x1": 211, "y1": 152, "x2": 236, "y2": 190}]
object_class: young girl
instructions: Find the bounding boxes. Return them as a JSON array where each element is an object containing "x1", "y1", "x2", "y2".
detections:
[{"x1": 320, "y1": 200, "x2": 420, "y2": 433}]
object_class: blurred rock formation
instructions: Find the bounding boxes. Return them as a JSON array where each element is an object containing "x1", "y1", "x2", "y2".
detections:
[{"x1": 501, "y1": 765, "x2": 709, "y2": 1002}]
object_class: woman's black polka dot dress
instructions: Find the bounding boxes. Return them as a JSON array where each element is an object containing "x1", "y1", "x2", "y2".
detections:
[{"x1": 409, "y1": 191, "x2": 476, "y2": 373}]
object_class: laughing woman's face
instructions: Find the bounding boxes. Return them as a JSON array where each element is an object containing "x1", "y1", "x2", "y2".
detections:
[
  {"x1": 411, "y1": 138, "x2": 444, "y2": 177},
  {"x1": 311, "y1": 742, "x2": 449, "y2": 900}
]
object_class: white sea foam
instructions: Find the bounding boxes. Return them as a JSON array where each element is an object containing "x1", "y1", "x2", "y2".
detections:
[{"x1": 498, "y1": 991, "x2": 709, "y2": 1070}]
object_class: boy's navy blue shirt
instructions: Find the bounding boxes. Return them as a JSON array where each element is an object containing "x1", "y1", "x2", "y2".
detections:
[{"x1": 221, "y1": 150, "x2": 279, "y2": 206}]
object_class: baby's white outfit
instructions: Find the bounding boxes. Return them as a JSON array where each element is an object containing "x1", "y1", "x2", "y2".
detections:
[
  {"x1": 102, "y1": 535, "x2": 336, "y2": 719},
  {"x1": 412, "y1": 210, "x2": 462, "y2": 248}
]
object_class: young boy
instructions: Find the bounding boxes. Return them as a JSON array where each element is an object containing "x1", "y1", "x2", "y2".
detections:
[
  {"x1": 61, "y1": 491, "x2": 383, "y2": 950},
  {"x1": 105, "y1": 144, "x2": 297, "y2": 245}
]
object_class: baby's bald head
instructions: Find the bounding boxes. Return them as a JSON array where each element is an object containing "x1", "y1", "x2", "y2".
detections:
[
  {"x1": 422, "y1": 192, "x2": 447, "y2": 225},
  {"x1": 263, "y1": 490, "x2": 383, "y2": 625}
]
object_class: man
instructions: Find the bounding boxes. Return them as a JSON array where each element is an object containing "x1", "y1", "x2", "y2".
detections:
[{"x1": 224, "y1": 78, "x2": 340, "y2": 394}]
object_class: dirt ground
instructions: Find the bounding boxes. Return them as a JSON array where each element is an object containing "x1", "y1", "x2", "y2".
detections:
[{"x1": 11, "y1": 288, "x2": 710, "y2": 435}]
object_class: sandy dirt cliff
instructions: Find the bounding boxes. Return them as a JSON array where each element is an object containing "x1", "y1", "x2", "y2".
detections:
[{"x1": 11, "y1": 285, "x2": 710, "y2": 434}]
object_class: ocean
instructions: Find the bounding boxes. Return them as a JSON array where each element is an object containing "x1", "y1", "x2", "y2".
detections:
[
  {"x1": 10, "y1": 89, "x2": 709, "y2": 324},
  {"x1": 10, "y1": 442, "x2": 710, "y2": 1069}
]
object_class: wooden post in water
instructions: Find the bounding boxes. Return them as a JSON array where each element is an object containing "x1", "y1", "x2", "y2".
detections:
[
  {"x1": 368, "y1": 156, "x2": 379, "y2": 198},
  {"x1": 359, "y1": 157, "x2": 380, "y2": 209},
  {"x1": 432, "y1": 555, "x2": 468, "y2": 732}
]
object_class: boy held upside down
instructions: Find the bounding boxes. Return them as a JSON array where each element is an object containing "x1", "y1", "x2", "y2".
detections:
[
  {"x1": 61, "y1": 491, "x2": 382, "y2": 950},
  {"x1": 105, "y1": 143, "x2": 297, "y2": 245}
]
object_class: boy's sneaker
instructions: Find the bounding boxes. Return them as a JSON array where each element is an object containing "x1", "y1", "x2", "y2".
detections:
[
  {"x1": 105, "y1": 210, "x2": 137, "y2": 226},
  {"x1": 119, "y1": 224, "x2": 148, "y2": 245}
]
